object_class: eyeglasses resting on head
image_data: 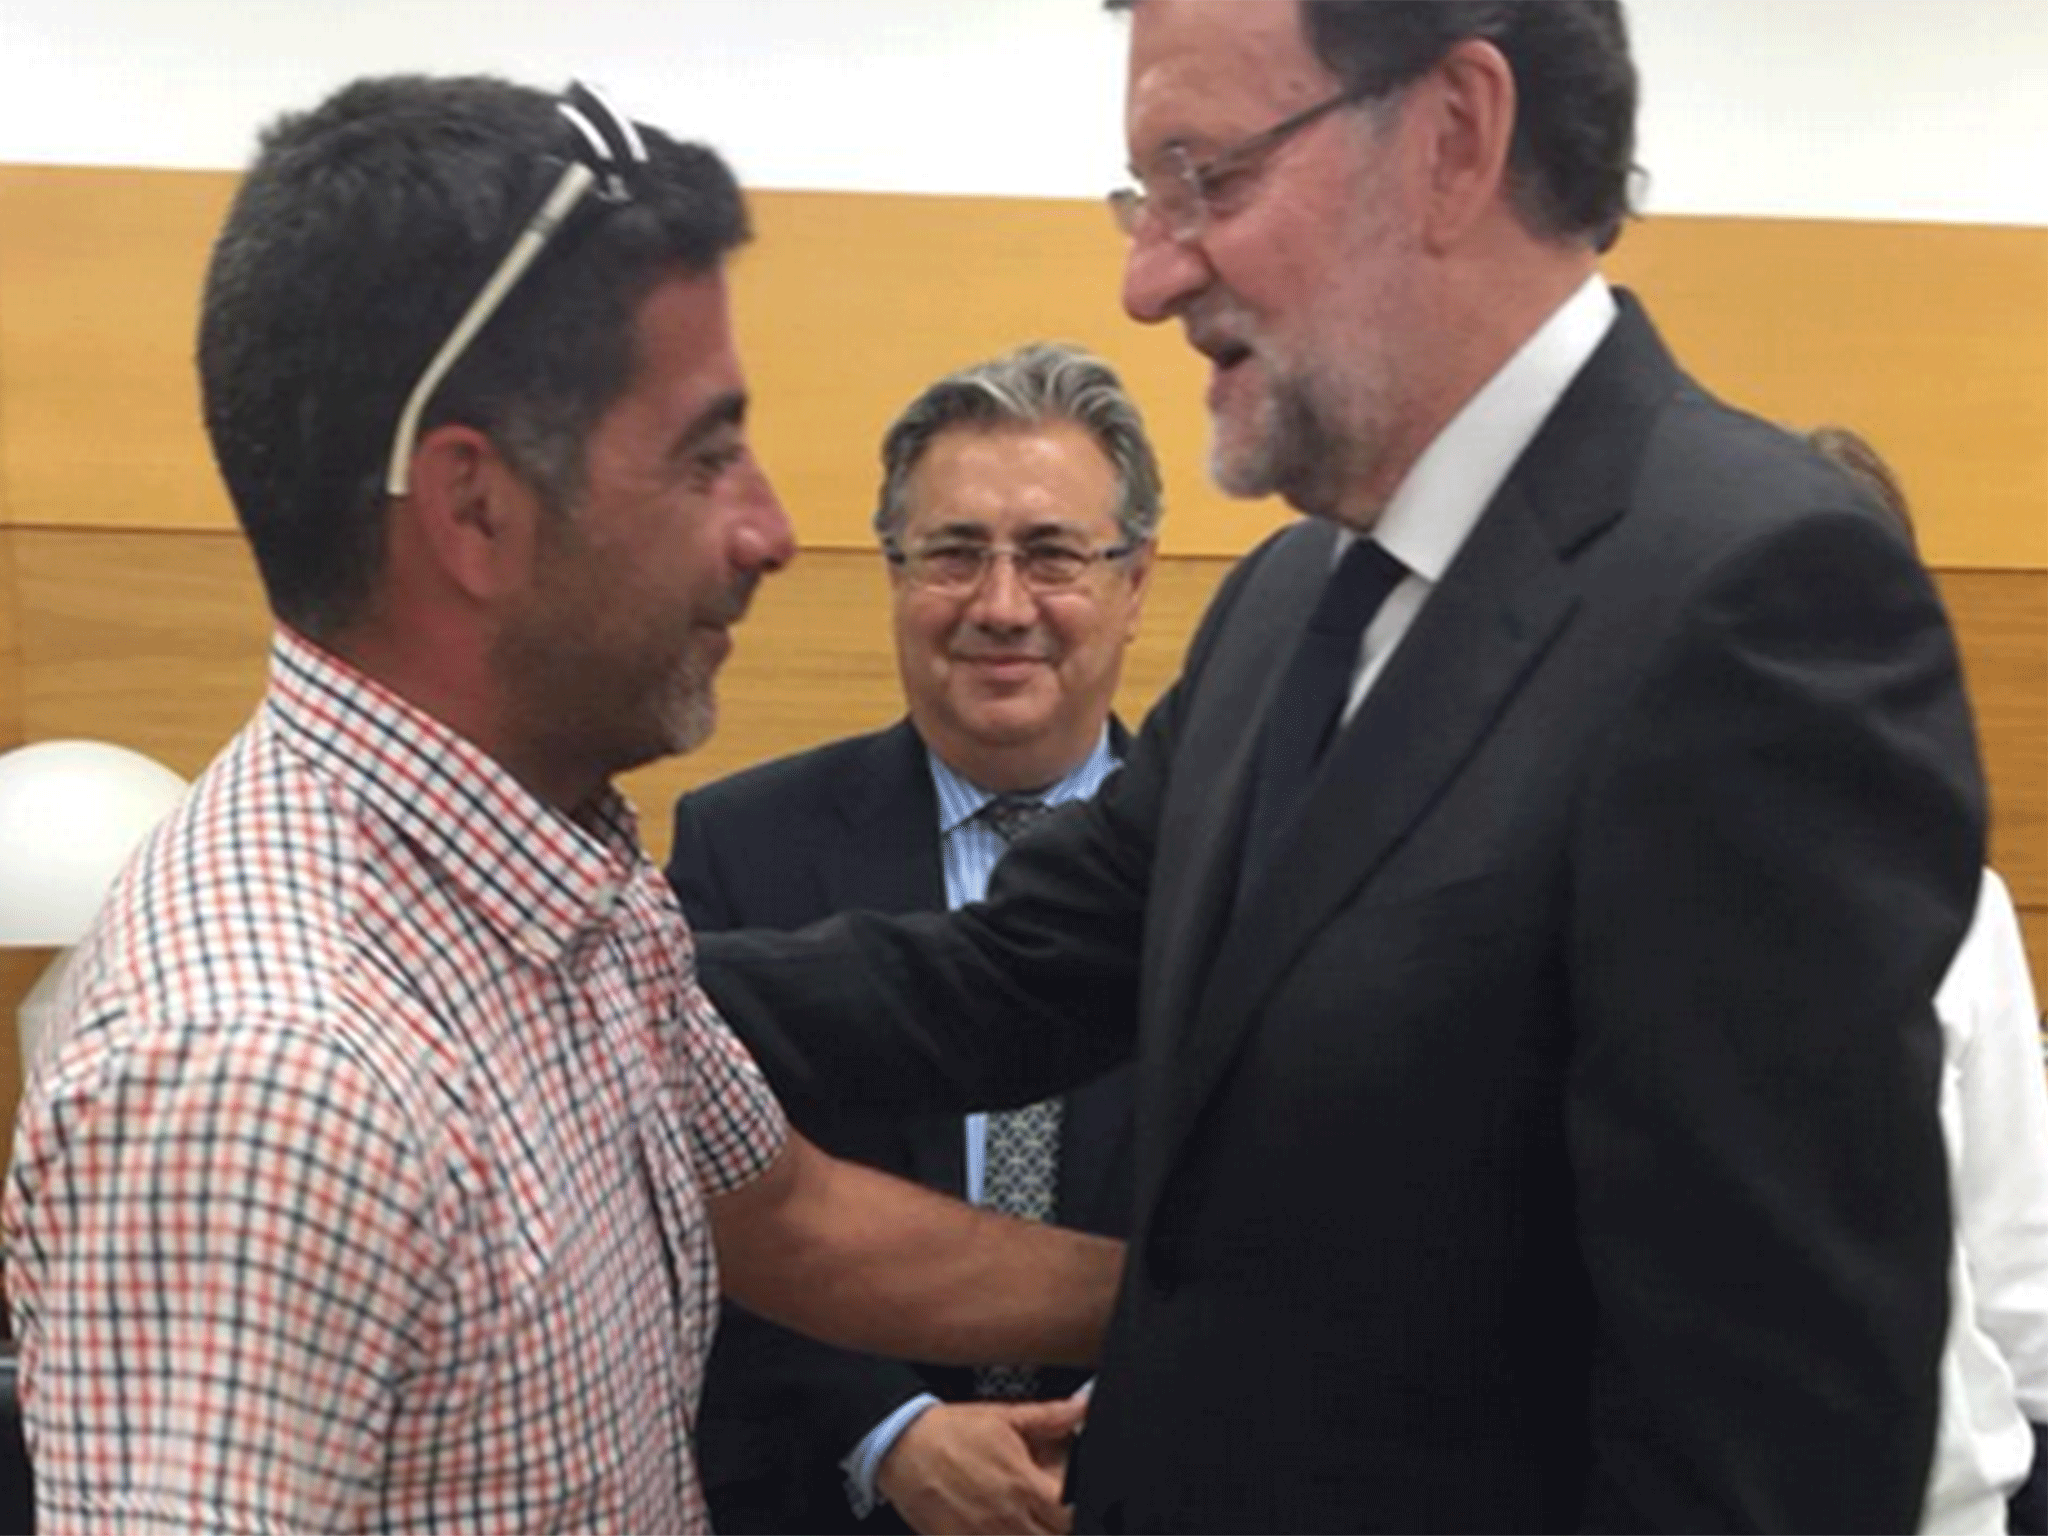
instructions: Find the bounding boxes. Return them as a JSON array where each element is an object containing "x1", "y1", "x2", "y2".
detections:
[{"x1": 383, "y1": 80, "x2": 647, "y2": 498}]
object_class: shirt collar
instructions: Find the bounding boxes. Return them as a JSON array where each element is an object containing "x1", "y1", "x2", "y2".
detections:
[
  {"x1": 929, "y1": 725, "x2": 1120, "y2": 838},
  {"x1": 1365, "y1": 272, "x2": 1617, "y2": 582},
  {"x1": 263, "y1": 627, "x2": 646, "y2": 966}
]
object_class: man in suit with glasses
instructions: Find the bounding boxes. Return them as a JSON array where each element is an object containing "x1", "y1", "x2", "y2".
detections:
[{"x1": 673, "y1": 341, "x2": 1154, "y2": 1536}]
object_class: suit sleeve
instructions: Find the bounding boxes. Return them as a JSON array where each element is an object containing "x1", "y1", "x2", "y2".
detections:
[
  {"x1": 1567, "y1": 511, "x2": 1983, "y2": 1531},
  {"x1": 693, "y1": 777, "x2": 1148, "y2": 1115},
  {"x1": 688, "y1": 532, "x2": 1279, "y2": 1118}
]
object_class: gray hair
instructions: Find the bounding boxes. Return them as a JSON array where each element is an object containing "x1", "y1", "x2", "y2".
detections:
[
  {"x1": 1104, "y1": 0, "x2": 1638, "y2": 252},
  {"x1": 873, "y1": 342, "x2": 1164, "y2": 546}
]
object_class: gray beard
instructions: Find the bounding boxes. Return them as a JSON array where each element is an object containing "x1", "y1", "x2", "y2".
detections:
[{"x1": 1213, "y1": 374, "x2": 1352, "y2": 521}]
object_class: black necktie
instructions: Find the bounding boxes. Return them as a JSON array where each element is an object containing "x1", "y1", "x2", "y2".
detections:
[
  {"x1": 975, "y1": 792, "x2": 1061, "y2": 1399},
  {"x1": 1240, "y1": 539, "x2": 1407, "y2": 888}
]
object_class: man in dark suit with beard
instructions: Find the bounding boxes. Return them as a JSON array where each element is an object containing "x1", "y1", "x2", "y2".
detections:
[
  {"x1": 671, "y1": 343, "x2": 1156, "y2": 1536},
  {"x1": 694, "y1": 5, "x2": 1986, "y2": 1529}
]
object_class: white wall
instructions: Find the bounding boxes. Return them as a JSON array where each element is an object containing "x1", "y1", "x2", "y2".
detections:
[{"x1": 1, "y1": 0, "x2": 2043, "y2": 226}]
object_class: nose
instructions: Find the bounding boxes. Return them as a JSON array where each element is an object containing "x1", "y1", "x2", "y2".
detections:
[
  {"x1": 1120, "y1": 222, "x2": 1210, "y2": 326},
  {"x1": 731, "y1": 460, "x2": 796, "y2": 575},
  {"x1": 964, "y1": 550, "x2": 1037, "y2": 631}
]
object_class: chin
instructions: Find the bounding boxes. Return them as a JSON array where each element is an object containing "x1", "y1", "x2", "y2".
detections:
[
  {"x1": 1210, "y1": 436, "x2": 1283, "y2": 501},
  {"x1": 958, "y1": 705, "x2": 1056, "y2": 749},
  {"x1": 628, "y1": 682, "x2": 715, "y2": 768},
  {"x1": 1208, "y1": 403, "x2": 1287, "y2": 501},
  {"x1": 666, "y1": 696, "x2": 716, "y2": 758}
]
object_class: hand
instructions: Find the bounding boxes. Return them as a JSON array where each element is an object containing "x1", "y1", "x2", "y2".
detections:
[{"x1": 876, "y1": 1397, "x2": 1088, "y2": 1535}]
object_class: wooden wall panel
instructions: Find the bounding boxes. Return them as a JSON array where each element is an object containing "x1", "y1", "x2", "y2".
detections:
[
  {"x1": 0, "y1": 167, "x2": 236, "y2": 533},
  {"x1": 0, "y1": 528, "x2": 18, "y2": 748},
  {"x1": 1606, "y1": 218, "x2": 2048, "y2": 572},
  {"x1": 0, "y1": 164, "x2": 2043, "y2": 1119},
  {"x1": 735, "y1": 191, "x2": 1276, "y2": 558},
  {"x1": 14, "y1": 528, "x2": 270, "y2": 777},
  {"x1": 1, "y1": 168, "x2": 2042, "y2": 572},
  {"x1": 0, "y1": 535, "x2": 20, "y2": 1123},
  {"x1": 0, "y1": 950, "x2": 48, "y2": 1145},
  {"x1": 1939, "y1": 570, "x2": 2048, "y2": 913},
  {"x1": 2023, "y1": 911, "x2": 2048, "y2": 1026},
  {"x1": 6, "y1": 526, "x2": 2041, "y2": 989},
  {"x1": 8, "y1": 528, "x2": 1230, "y2": 853}
]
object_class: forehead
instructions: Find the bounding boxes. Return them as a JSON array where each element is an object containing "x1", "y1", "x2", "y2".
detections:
[
  {"x1": 1125, "y1": 0, "x2": 1338, "y2": 156},
  {"x1": 900, "y1": 421, "x2": 1121, "y2": 534},
  {"x1": 611, "y1": 268, "x2": 743, "y2": 423}
]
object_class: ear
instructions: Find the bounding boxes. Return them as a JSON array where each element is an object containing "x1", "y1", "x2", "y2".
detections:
[
  {"x1": 1119, "y1": 538, "x2": 1156, "y2": 640},
  {"x1": 881, "y1": 545, "x2": 912, "y2": 599},
  {"x1": 1414, "y1": 37, "x2": 1518, "y2": 253},
  {"x1": 399, "y1": 422, "x2": 543, "y2": 604}
]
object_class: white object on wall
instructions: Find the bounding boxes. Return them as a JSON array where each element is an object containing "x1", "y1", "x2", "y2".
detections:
[{"x1": 0, "y1": 739, "x2": 189, "y2": 1072}]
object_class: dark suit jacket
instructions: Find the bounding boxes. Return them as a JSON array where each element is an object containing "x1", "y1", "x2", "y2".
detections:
[
  {"x1": 697, "y1": 296, "x2": 1985, "y2": 1533},
  {"x1": 669, "y1": 719, "x2": 1137, "y2": 1536}
]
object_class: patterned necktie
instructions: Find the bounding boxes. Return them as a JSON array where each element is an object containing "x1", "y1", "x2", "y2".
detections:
[
  {"x1": 976, "y1": 794, "x2": 1062, "y2": 1399},
  {"x1": 1240, "y1": 539, "x2": 1407, "y2": 890},
  {"x1": 981, "y1": 793, "x2": 1051, "y2": 844}
]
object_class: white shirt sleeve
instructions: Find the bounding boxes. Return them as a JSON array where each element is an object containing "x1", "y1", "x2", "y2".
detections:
[{"x1": 1942, "y1": 869, "x2": 2048, "y2": 1421}]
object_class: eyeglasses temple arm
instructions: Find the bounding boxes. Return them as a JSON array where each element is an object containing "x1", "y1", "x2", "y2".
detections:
[{"x1": 383, "y1": 159, "x2": 598, "y2": 496}]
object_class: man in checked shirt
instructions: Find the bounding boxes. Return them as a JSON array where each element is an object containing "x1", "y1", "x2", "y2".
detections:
[{"x1": 2, "y1": 75, "x2": 1120, "y2": 1535}]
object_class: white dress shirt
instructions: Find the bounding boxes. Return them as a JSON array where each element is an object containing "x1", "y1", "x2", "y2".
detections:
[
  {"x1": 1923, "y1": 869, "x2": 2048, "y2": 1533},
  {"x1": 1339, "y1": 272, "x2": 1617, "y2": 717}
]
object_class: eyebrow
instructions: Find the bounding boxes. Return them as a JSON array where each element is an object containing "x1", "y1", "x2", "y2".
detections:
[
  {"x1": 1127, "y1": 131, "x2": 1210, "y2": 178},
  {"x1": 915, "y1": 519, "x2": 1095, "y2": 543},
  {"x1": 667, "y1": 390, "x2": 749, "y2": 462}
]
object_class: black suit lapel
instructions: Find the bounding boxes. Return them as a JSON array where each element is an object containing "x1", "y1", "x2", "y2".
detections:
[
  {"x1": 1193, "y1": 490, "x2": 1577, "y2": 1042},
  {"x1": 821, "y1": 719, "x2": 947, "y2": 916},
  {"x1": 1139, "y1": 527, "x2": 1339, "y2": 1063},
  {"x1": 819, "y1": 721, "x2": 963, "y2": 1192},
  {"x1": 1154, "y1": 293, "x2": 1682, "y2": 1184},
  {"x1": 1106, "y1": 715, "x2": 1134, "y2": 761}
]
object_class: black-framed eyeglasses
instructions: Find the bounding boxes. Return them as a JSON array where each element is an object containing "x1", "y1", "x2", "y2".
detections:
[
  {"x1": 1107, "y1": 84, "x2": 1374, "y2": 243},
  {"x1": 383, "y1": 80, "x2": 649, "y2": 497},
  {"x1": 886, "y1": 539, "x2": 1139, "y2": 594}
]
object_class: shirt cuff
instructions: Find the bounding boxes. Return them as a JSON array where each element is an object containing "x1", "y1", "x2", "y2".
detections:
[{"x1": 842, "y1": 1394, "x2": 942, "y2": 1518}]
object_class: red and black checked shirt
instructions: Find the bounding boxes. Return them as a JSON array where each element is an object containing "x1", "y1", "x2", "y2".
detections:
[{"x1": 4, "y1": 629, "x2": 788, "y2": 1534}]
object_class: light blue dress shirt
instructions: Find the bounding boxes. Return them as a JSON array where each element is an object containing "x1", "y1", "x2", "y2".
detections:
[{"x1": 841, "y1": 728, "x2": 1121, "y2": 1516}]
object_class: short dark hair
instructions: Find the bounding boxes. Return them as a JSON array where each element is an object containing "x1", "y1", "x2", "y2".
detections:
[
  {"x1": 874, "y1": 342, "x2": 1164, "y2": 547},
  {"x1": 1107, "y1": 0, "x2": 1639, "y2": 251},
  {"x1": 198, "y1": 75, "x2": 749, "y2": 636}
]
